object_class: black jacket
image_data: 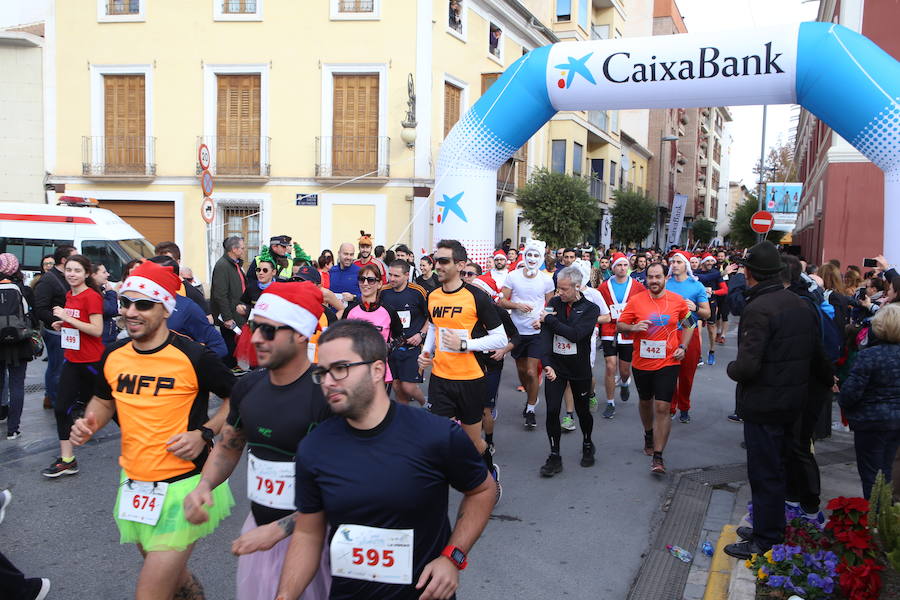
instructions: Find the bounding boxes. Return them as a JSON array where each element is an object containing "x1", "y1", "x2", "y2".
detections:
[
  {"x1": 480, "y1": 304, "x2": 519, "y2": 373},
  {"x1": 727, "y1": 280, "x2": 833, "y2": 424},
  {"x1": 0, "y1": 279, "x2": 36, "y2": 366},
  {"x1": 540, "y1": 294, "x2": 600, "y2": 381},
  {"x1": 32, "y1": 267, "x2": 69, "y2": 329}
]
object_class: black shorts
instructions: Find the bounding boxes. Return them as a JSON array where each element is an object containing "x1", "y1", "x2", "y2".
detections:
[
  {"x1": 717, "y1": 297, "x2": 730, "y2": 322},
  {"x1": 389, "y1": 345, "x2": 423, "y2": 383},
  {"x1": 483, "y1": 369, "x2": 502, "y2": 409},
  {"x1": 427, "y1": 374, "x2": 486, "y2": 425},
  {"x1": 601, "y1": 339, "x2": 633, "y2": 362},
  {"x1": 706, "y1": 300, "x2": 718, "y2": 324},
  {"x1": 632, "y1": 365, "x2": 681, "y2": 403},
  {"x1": 511, "y1": 333, "x2": 543, "y2": 360}
]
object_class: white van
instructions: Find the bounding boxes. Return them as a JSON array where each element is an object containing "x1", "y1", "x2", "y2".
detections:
[{"x1": 0, "y1": 198, "x2": 156, "y2": 281}]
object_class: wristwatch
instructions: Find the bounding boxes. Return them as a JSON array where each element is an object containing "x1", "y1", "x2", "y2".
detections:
[
  {"x1": 198, "y1": 426, "x2": 215, "y2": 443},
  {"x1": 441, "y1": 545, "x2": 468, "y2": 570},
  {"x1": 677, "y1": 344, "x2": 686, "y2": 350},
  {"x1": 460, "y1": 339, "x2": 468, "y2": 352}
]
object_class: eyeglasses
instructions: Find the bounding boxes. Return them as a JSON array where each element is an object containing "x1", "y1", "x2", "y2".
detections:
[
  {"x1": 434, "y1": 257, "x2": 454, "y2": 265},
  {"x1": 119, "y1": 296, "x2": 163, "y2": 312},
  {"x1": 256, "y1": 267, "x2": 271, "y2": 273},
  {"x1": 461, "y1": 271, "x2": 477, "y2": 278},
  {"x1": 357, "y1": 276, "x2": 379, "y2": 284},
  {"x1": 311, "y1": 360, "x2": 376, "y2": 384},
  {"x1": 247, "y1": 320, "x2": 294, "y2": 340}
]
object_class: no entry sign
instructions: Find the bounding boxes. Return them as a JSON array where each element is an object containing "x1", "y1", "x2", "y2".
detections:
[{"x1": 750, "y1": 210, "x2": 774, "y2": 234}]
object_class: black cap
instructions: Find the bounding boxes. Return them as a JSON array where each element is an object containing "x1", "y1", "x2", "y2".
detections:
[
  {"x1": 295, "y1": 265, "x2": 321, "y2": 285},
  {"x1": 269, "y1": 235, "x2": 292, "y2": 246},
  {"x1": 736, "y1": 241, "x2": 784, "y2": 275}
]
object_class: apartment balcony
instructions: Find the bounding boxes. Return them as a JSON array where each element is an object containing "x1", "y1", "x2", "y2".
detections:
[
  {"x1": 107, "y1": 0, "x2": 140, "y2": 15},
  {"x1": 497, "y1": 160, "x2": 516, "y2": 195},
  {"x1": 699, "y1": 158, "x2": 709, "y2": 168},
  {"x1": 588, "y1": 110, "x2": 608, "y2": 132},
  {"x1": 196, "y1": 136, "x2": 271, "y2": 181},
  {"x1": 589, "y1": 179, "x2": 607, "y2": 202},
  {"x1": 316, "y1": 136, "x2": 390, "y2": 181},
  {"x1": 82, "y1": 136, "x2": 156, "y2": 181}
]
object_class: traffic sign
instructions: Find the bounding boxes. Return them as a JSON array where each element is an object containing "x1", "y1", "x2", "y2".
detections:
[
  {"x1": 200, "y1": 169, "x2": 214, "y2": 197},
  {"x1": 750, "y1": 210, "x2": 774, "y2": 234},
  {"x1": 200, "y1": 196, "x2": 215, "y2": 224},
  {"x1": 198, "y1": 144, "x2": 211, "y2": 171}
]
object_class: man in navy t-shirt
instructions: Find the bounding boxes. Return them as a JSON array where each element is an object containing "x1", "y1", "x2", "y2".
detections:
[{"x1": 275, "y1": 320, "x2": 495, "y2": 600}]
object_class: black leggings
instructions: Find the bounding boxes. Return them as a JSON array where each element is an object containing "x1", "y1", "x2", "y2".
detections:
[
  {"x1": 55, "y1": 361, "x2": 99, "y2": 441},
  {"x1": 545, "y1": 377, "x2": 594, "y2": 454}
]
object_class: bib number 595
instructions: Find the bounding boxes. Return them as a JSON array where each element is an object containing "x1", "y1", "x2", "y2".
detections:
[{"x1": 352, "y1": 548, "x2": 395, "y2": 567}]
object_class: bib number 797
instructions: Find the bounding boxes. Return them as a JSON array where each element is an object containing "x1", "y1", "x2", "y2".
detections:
[
  {"x1": 255, "y1": 476, "x2": 286, "y2": 496},
  {"x1": 352, "y1": 548, "x2": 395, "y2": 567}
]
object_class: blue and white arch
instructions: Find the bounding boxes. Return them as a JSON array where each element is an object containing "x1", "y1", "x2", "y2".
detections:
[{"x1": 435, "y1": 22, "x2": 900, "y2": 264}]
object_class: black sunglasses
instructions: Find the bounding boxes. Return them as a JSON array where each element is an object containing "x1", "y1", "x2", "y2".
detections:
[
  {"x1": 256, "y1": 267, "x2": 271, "y2": 273},
  {"x1": 434, "y1": 257, "x2": 454, "y2": 265},
  {"x1": 248, "y1": 320, "x2": 294, "y2": 340},
  {"x1": 461, "y1": 271, "x2": 477, "y2": 278},
  {"x1": 311, "y1": 360, "x2": 376, "y2": 384},
  {"x1": 119, "y1": 296, "x2": 163, "y2": 312},
  {"x1": 358, "y1": 276, "x2": 379, "y2": 284}
]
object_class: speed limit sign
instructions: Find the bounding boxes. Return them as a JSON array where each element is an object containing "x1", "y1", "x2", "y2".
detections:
[{"x1": 198, "y1": 144, "x2": 211, "y2": 171}]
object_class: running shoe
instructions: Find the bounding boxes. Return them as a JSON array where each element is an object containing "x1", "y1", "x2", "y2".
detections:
[
  {"x1": 6, "y1": 431, "x2": 20, "y2": 440},
  {"x1": 29, "y1": 578, "x2": 51, "y2": 600},
  {"x1": 727, "y1": 414, "x2": 742, "y2": 423},
  {"x1": 717, "y1": 335, "x2": 726, "y2": 345},
  {"x1": 650, "y1": 455, "x2": 666, "y2": 475},
  {"x1": 561, "y1": 416, "x2": 576, "y2": 431},
  {"x1": 0, "y1": 489, "x2": 10, "y2": 525},
  {"x1": 644, "y1": 433, "x2": 654, "y2": 456},
  {"x1": 602, "y1": 403, "x2": 616, "y2": 419},
  {"x1": 801, "y1": 510, "x2": 826, "y2": 526},
  {"x1": 679, "y1": 410, "x2": 691, "y2": 424},
  {"x1": 707, "y1": 351, "x2": 716, "y2": 366},
  {"x1": 619, "y1": 384, "x2": 630, "y2": 402},
  {"x1": 539, "y1": 454, "x2": 563, "y2": 477},
  {"x1": 522, "y1": 402, "x2": 528, "y2": 418},
  {"x1": 516, "y1": 385, "x2": 525, "y2": 393},
  {"x1": 580, "y1": 442, "x2": 596, "y2": 467},
  {"x1": 697, "y1": 358, "x2": 705, "y2": 366},
  {"x1": 41, "y1": 457, "x2": 79, "y2": 478},
  {"x1": 588, "y1": 394, "x2": 599, "y2": 412},
  {"x1": 524, "y1": 411, "x2": 536, "y2": 430},
  {"x1": 491, "y1": 465, "x2": 502, "y2": 504}
]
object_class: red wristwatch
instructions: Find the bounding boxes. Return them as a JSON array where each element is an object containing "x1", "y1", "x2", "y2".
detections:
[{"x1": 441, "y1": 545, "x2": 468, "y2": 570}]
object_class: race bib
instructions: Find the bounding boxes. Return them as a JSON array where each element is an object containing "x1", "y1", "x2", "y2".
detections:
[
  {"x1": 639, "y1": 339, "x2": 666, "y2": 359},
  {"x1": 61, "y1": 327, "x2": 80, "y2": 350},
  {"x1": 307, "y1": 343, "x2": 317, "y2": 362},
  {"x1": 553, "y1": 334, "x2": 576, "y2": 355},
  {"x1": 609, "y1": 304, "x2": 622, "y2": 320},
  {"x1": 397, "y1": 310, "x2": 411, "y2": 329},
  {"x1": 117, "y1": 480, "x2": 169, "y2": 526},
  {"x1": 247, "y1": 454, "x2": 295, "y2": 510},
  {"x1": 439, "y1": 328, "x2": 469, "y2": 353},
  {"x1": 330, "y1": 524, "x2": 414, "y2": 585}
]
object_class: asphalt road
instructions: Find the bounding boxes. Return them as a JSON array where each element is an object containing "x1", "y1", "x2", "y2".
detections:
[{"x1": 0, "y1": 331, "x2": 747, "y2": 599}]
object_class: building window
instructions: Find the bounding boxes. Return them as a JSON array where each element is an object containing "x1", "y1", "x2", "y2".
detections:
[
  {"x1": 98, "y1": 0, "x2": 144, "y2": 22},
  {"x1": 609, "y1": 160, "x2": 617, "y2": 186},
  {"x1": 488, "y1": 23, "x2": 502, "y2": 60},
  {"x1": 108, "y1": 0, "x2": 139, "y2": 15},
  {"x1": 331, "y1": 0, "x2": 380, "y2": 20},
  {"x1": 223, "y1": 205, "x2": 261, "y2": 254},
  {"x1": 573, "y1": 142, "x2": 583, "y2": 176},
  {"x1": 551, "y1": 140, "x2": 566, "y2": 173},
  {"x1": 215, "y1": 0, "x2": 263, "y2": 20},
  {"x1": 578, "y1": 0, "x2": 588, "y2": 31},
  {"x1": 449, "y1": 1, "x2": 463, "y2": 33},
  {"x1": 331, "y1": 74, "x2": 380, "y2": 176},
  {"x1": 223, "y1": 0, "x2": 255, "y2": 13},
  {"x1": 444, "y1": 82, "x2": 462, "y2": 139},
  {"x1": 481, "y1": 73, "x2": 500, "y2": 95},
  {"x1": 103, "y1": 75, "x2": 146, "y2": 174},
  {"x1": 556, "y1": 0, "x2": 571, "y2": 22},
  {"x1": 215, "y1": 74, "x2": 263, "y2": 176}
]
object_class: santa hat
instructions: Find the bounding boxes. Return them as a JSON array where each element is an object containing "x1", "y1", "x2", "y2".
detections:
[
  {"x1": 250, "y1": 281, "x2": 324, "y2": 338},
  {"x1": 120, "y1": 260, "x2": 182, "y2": 314},
  {"x1": 573, "y1": 259, "x2": 592, "y2": 288},
  {"x1": 493, "y1": 250, "x2": 507, "y2": 260},
  {"x1": 701, "y1": 252, "x2": 716, "y2": 264},
  {"x1": 473, "y1": 273, "x2": 501, "y2": 300},
  {"x1": 611, "y1": 252, "x2": 629, "y2": 269},
  {"x1": 669, "y1": 250, "x2": 695, "y2": 278}
]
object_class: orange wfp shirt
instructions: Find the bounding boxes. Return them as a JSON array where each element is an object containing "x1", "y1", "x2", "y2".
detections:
[
  {"x1": 616, "y1": 291, "x2": 690, "y2": 372},
  {"x1": 427, "y1": 283, "x2": 502, "y2": 380},
  {"x1": 96, "y1": 333, "x2": 236, "y2": 482}
]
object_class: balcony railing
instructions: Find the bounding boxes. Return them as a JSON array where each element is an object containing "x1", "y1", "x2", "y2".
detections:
[
  {"x1": 196, "y1": 136, "x2": 270, "y2": 177},
  {"x1": 107, "y1": 0, "x2": 139, "y2": 15},
  {"x1": 590, "y1": 179, "x2": 607, "y2": 202},
  {"x1": 316, "y1": 136, "x2": 390, "y2": 178},
  {"x1": 497, "y1": 160, "x2": 516, "y2": 194},
  {"x1": 588, "y1": 110, "x2": 608, "y2": 132},
  {"x1": 82, "y1": 136, "x2": 156, "y2": 177},
  {"x1": 338, "y1": 0, "x2": 374, "y2": 12},
  {"x1": 222, "y1": 0, "x2": 256, "y2": 13}
]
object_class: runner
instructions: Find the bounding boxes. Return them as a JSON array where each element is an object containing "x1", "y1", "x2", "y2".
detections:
[
  {"x1": 275, "y1": 320, "x2": 496, "y2": 600},
  {"x1": 574, "y1": 259, "x2": 612, "y2": 412},
  {"x1": 489, "y1": 250, "x2": 509, "y2": 292},
  {"x1": 665, "y1": 251, "x2": 711, "y2": 423},
  {"x1": 536, "y1": 266, "x2": 602, "y2": 477},
  {"x1": 70, "y1": 259, "x2": 236, "y2": 600},
  {"x1": 596, "y1": 253, "x2": 647, "y2": 419},
  {"x1": 696, "y1": 253, "x2": 728, "y2": 366},
  {"x1": 380, "y1": 260, "x2": 429, "y2": 406},
  {"x1": 716, "y1": 252, "x2": 734, "y2": 345},
  {"x1": 44, "y1": 255, "x2": 104, "y2": 478},
  {"x1": 498, "y1": 239, "x2": 554, "y2": 430},
  {"x1": 417, "y1": 239, "x2": 507, "y2": 487},
  {"x1": 183, "y1": 282, "x2": 331, "y2": 600},
  {"x1": 354, "y1": 232, "x2": 387, "y2": 283},
  {"x1": 630, "y1": 255, "x2": 649, "y2": 286},
  {"x1": 617, "y1": 263, "x2": 694, "y2": 475}
]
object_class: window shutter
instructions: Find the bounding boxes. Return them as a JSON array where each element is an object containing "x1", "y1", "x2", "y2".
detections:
[
  {"x1": 444, "y1": 83, "x2": 461, "y2": 139},
  {"x1": 481, "y1": 73, "x2": 501, "y2": 95},
  {"x1": 217, "y1": 74, "x2": 261, "y2": 174},
  {"x1": 332, "y1": 74, "x2": 379, "y2": 175},
  {"x1": 104, "y1": 75, "x2": 145, "y2": 171},
  {"x1": 517, "y1": 143, "x2": 528, "y2": 187}
]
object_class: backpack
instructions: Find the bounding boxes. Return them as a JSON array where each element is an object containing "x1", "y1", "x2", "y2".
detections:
[
  {"x1": 800, "y1": 284, "x2": 843, "y2": 364},
  {"x1": 0, "y1": 281, "x2": 32, "y2": 344}
]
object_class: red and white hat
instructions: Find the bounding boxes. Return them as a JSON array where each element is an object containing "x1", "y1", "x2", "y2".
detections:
[
  {"x1": 120, "y1": 260, "x2": 181, "y2": 314},
  {"x1": 701, "y1": 252, "x2": 716, "y2": 264},
  {"x1": 250, "y1": 282, "x2": 324, "y2": 338},
  {"x1": 611, "y1": 252, "x2": 629, "y2": 269},
  {"x1": 472, "y1": 273, "x2": 501, "y2": 301},
  {"x1": 669, "y1": 250, "x2": 694, "y2": 278},
  {"x1": 493, "y1": 249, "x2": 507, "y2": 259}
]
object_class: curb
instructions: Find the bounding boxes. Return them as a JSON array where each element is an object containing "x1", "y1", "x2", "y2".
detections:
[{"x1": 702, "y1": 524, "x2": 737, "y2": 600}]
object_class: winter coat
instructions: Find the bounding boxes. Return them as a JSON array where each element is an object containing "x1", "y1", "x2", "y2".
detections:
[
  {"x1": 838, "y1": 342, "x2": 900, "y2": 431},
  {"x1": 210, "y1": 255, "x2": 247, "y2": 326},
  {"x1": 0, "y1": 279, "x2": 36, "y2": 366},
  {"x1": 32, "y1": 267, "x2": 68, "y2": 329},
  {"x1": 727, "y1": 280, "x2": 833, "y2": 424}
]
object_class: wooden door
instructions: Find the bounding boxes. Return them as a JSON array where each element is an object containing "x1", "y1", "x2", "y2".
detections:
[
  {"x1": 217, "y1": 74, "x2": 261, "y2": 175},
  {"x1": 332, "y1": 74, "x2": 379, "y2": 176},
  {"x1": 104, "y1": 75, "x2": 145, "y2": 173}
]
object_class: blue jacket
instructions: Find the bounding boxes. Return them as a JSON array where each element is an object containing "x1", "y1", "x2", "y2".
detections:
[
  {"x1": 838, "y1": 342, "x2": 900, "y2": 431},
  {"x1": 328, "y1": 263, "x2": 361, "y2": 297},
  {"x1": 100, "y1": 289, "x2": 120, "y2": 345},
  {"x1": 167, "y1": 295, "x2": 228, "y2": 358}
]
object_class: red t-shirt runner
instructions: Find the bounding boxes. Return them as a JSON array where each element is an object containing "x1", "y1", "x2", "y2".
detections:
[
  {"x1": 62, "y1": 288, "x2": 105, "y2": 363},
  {"x1": 617, "y1": 290, "x2": 690, "y2": 371}
]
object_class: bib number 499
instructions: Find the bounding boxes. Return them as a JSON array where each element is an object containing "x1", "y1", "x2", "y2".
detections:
[{"x1": 352, "y1": 548, "x2": 395, "y2": 567}]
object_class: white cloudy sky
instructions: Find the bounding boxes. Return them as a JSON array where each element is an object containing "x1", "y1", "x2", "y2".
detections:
[{"x1": 677, "y1": 0, "x2": 820, "y2": 186}]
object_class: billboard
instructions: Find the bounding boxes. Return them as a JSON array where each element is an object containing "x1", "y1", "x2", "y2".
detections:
[{"x1": 765, "y1": 182, "x2": 802, "y2": 231}]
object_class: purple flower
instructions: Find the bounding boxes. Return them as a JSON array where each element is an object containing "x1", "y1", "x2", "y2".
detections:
[
  {"x1": 807, "y1": 572, "x2": 824, "y2": 589},
  {"x1": 767, "y1": 575, "x2": 787, "y2": 588},
  {"x1": 791, "y1": 564, "x2": 802, "y2": 577},
  {"x1": 771, "y1": 545, "x2": 787, "y2": 562},
  {"x1": 822, "y1": 576, "x2": 834, "y2": 594}
]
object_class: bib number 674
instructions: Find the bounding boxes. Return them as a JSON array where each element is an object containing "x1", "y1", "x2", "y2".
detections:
[{"x1": 352, "y1": 548, "x2": 395, "y2": 567}]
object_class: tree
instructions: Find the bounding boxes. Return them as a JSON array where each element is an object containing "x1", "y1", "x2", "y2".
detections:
[
  {"x1": 752, "y1": 137, "x2": 798, "y2": 183},
  {"x1": 610, "y1": 189, "x2": 656, "y2": 248},
  {"x1": 517, "y1": 168, "x2": 600, "y2": 248},
  {"x1": 728, "y1": 195, "x2": 785, "y2": 248},
  {"x1": 691, "y1": 217, "x2": 716, "y2": 246}
]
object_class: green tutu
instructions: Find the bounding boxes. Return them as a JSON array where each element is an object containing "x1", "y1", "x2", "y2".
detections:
[{"x1": 113, "y1": 470, "x2": 234, "y2": 552}]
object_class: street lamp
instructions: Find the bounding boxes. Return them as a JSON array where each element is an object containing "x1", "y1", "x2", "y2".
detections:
[{"x1": 657, "y1": 134, "x2": 679, "y2": 249}]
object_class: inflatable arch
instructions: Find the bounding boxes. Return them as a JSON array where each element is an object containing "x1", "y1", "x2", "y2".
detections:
[{"x1": 434, "y1": 22, "x2": 900, "y2": 263}]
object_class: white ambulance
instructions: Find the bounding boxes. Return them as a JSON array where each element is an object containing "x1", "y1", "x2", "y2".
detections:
[{"x1": 0, "y1": 197, "x2": 156, "y2": 281}]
